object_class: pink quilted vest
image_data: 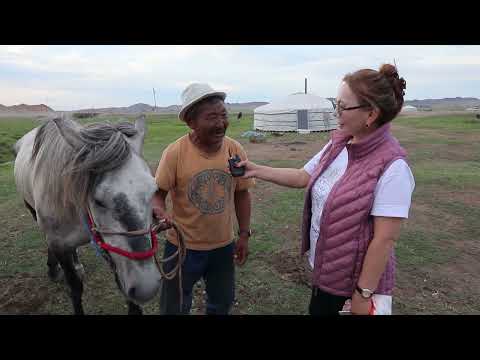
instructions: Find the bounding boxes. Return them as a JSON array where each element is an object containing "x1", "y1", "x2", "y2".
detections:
[{"x1": 301, "y1": 123, "x2": 407, "y2": 296}]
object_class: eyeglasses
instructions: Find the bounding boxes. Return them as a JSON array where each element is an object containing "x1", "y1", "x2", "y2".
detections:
[{"x1": 333, "y1": 101, "x2": 370, "y2": 116}]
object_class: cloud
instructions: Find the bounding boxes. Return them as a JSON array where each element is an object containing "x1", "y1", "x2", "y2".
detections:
[{"x1": 1, "y1": 45, "x2": 480, "y2": 110}]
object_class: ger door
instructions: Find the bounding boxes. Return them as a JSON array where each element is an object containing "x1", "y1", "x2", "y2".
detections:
[{"x1": 297, "y1": 110, "x2": 308, "y2": 130}]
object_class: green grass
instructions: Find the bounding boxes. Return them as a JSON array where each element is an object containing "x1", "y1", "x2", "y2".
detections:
[
  {"x1": 0, "y1": 118, "x2": 39, "y2": 163},
  {"x1": 250, "y1": 186, "x2": 304, "y2": 254},
  {"x1": 399, "y1": 114, "x2": 480, "y2": 131},
  {"x1": 1, "y1": 229, "x2": 45, "y2": 274},
  {"x1": 235, "y1": 263, "x2": 310, "y2": 314},
  {"x1": 401, "y1": 134, "x2": 468, "y2": 145},
  {"x1": 411, "y1": 160, "x2": 480, "y2": 189},
  {"x1": 433, "y1": 201, "x2": 480, "y2": 237},
  {"x1": 0, "y1": 162, "x2": 18, "y2": 202},
  {"x1": 395, "y1": 228, "x2": 458, "y2": 267},
  {"x1": 2, "y1": 113, "x2": 480, "y2": 314}
]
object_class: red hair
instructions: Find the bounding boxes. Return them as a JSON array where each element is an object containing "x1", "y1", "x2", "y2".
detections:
[{"x1": 343, "y1": 63, "x2": 407, "y2": 126}]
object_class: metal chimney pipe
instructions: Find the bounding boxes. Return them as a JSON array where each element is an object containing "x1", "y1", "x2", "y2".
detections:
[{"x1": 305, "y1": 78, "x2": 307, "y2": 94}]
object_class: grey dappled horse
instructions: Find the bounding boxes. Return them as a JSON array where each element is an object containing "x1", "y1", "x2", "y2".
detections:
[{"x1": 13, "y1": 115, "x2": 161, "y2": 315}]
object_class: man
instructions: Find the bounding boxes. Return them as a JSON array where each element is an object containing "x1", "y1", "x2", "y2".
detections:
[{"x1": 153, "y1": 83, "x2": 254, "y2": 315}]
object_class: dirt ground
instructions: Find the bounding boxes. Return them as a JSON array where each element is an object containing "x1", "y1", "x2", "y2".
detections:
[
  {"x1": 2, "y1": 115, "x2": 479, "y2": 315},
  {"x1": 0, "y1": 274, "x2": 51, "y2": 314}
]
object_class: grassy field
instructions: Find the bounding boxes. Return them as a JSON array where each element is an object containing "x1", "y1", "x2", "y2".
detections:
[{"x1": 1, "y1": 113, "x2": 479, "y2": 314}]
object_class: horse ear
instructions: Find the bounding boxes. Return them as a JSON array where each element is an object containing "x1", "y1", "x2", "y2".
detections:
[
  {"x1": 128, "y1": 114, "x2": 147, "y2": 155},
  {"x1": 52, "y1": 117, "x2": 83, "y2": 150}
]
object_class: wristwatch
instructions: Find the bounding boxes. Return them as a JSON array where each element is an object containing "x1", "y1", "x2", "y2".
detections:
[
  {"x1": 238, "y1": 229, "x2": 252, "y2": 237},
  {"x1": 356, "y1": 285, "x2": 374, "y2": 299}
]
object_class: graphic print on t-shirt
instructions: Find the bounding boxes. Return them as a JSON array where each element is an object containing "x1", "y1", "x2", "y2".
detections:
[
  {"x1": 311, "y1": 166, "x2": 345, "y2": 231},
  {"x1": 188, "y1": 169, "x2": 232, "y2": 214}
]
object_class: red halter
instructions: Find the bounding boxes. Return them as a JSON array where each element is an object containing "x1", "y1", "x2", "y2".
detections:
[{"x1": 86, "y1": 208, "x2": 158, "y2": 260}]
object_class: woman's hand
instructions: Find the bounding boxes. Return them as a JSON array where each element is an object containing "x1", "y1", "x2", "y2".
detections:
[
  {"x1": 350, "y1": 291, "x2": 373, "y2": 315},
  {"x1": 231, "y1": 159, "x2": 261, "y2": 179}
]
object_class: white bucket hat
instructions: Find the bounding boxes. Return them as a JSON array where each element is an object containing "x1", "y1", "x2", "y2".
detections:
[{"x1": 178, "y1": 83, "x2": 226, "y2": 121}]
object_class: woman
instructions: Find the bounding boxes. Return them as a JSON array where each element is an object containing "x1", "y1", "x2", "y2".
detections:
[{"x1": 237, "y1": 64, "x2": 415, "y2": 315}]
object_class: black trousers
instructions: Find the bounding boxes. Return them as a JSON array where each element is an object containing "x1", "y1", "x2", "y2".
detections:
[
  {"x1": 159, "y1": 241, "x2": 235, "y2": 315},
  {"x1": 309, "y1": 286, "x2": 350, "y2": 316}
]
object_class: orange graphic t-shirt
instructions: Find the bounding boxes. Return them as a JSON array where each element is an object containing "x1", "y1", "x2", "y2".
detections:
[{"x1": 155, "y1": 134, "x2": 255, "y2": 250}]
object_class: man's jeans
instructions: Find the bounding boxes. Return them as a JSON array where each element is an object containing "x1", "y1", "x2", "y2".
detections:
[{"x1": 159, "y1": 241, "x2": 235, "y2": 315}]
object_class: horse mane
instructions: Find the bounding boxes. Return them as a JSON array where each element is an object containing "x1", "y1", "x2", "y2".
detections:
[
  {"x1": 12, "y1": 137, "x2": 23, "y2": 156},
  {"x1": 31, "y1": 118, "x2": 138, "y2": 220}
]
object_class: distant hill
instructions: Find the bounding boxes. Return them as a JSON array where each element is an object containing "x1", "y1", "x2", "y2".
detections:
[
  {"x1": 74, "y1": 101, "x2": 268, "y2": 114},
  {"x1": 127, "y1": 103, "x2": 155, "y2": 113},
  {"x1": 4, "y1": 97, "x2": 479, "y2": 115},
  {"x1": 0, "y1": 103, "x2": 54, "y2": 112},
  {"x1": 404, "y1": 97, "x2": 480, "y2": 110},
  {"x1": 74, "y1": 103, "x2": 155, "y2": 114}
]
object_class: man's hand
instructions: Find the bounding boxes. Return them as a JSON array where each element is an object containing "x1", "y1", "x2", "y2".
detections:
[
  {"x1": 152, "y1": 189, "x2": 172, "y2": 229},
  {"x1": 234, "y1": 235, "x2": 249, "y2": 266},
  {"x1": 152, "y1": 207, "x2": 173, "y2": 230}
]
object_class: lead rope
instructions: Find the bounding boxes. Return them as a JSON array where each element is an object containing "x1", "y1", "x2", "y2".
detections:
[{"x1": 153, "y1": 221, "x2": 186, "y2": 314}]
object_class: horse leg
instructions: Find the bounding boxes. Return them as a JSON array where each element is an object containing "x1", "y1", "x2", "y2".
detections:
[
  {"x1": 24, "y1": 200, "x2": 37, "y2": 221},
  {"x1": 47, "y1": 247, "x2": 63, "y2": 282},
  {"x1": 127, "y1": 301, "x2": 143, "y2": 315},
  {"x1": 55, "y1": 249, "x2": 85, "y2": 315},
  {"x1": 72, "y1": 248, "x2": 86, "y2": 281}
]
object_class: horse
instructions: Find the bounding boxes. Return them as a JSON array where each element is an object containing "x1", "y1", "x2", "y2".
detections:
[{"x1": 13, "y1": 115, "x2": 163, "y2": 315}]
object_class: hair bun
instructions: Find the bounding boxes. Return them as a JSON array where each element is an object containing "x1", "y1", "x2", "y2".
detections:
[{"x1": 379, "y1": 63, "x2": 406, "y2": 103}]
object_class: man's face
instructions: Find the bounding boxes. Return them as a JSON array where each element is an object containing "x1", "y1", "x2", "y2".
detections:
[{"x1": 188, "y1": 100, "x2": 229, "y2": 147}]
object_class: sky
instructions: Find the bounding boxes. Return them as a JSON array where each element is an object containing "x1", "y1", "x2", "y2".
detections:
[{"x1": 1, "y1": 45, "x2": 480, "y2": 111}]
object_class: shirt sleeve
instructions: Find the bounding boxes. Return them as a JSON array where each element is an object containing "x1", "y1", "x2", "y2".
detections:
[
  {"x1": 303, "y1": 140, "x2": 332, "y2": 176},
  {"x1": 233, "y1": 142, "x2": 255, "y2": 192},
  {"x1": 154, "y1": 144, "x2": 178, "y2": 192},
  {"x1": 371, "y1": 159, "x2": 416, "y2": 218}
]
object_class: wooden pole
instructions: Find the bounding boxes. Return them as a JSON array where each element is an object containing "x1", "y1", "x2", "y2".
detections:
[{"x1": 153, "y1": 88, "x2": 157, "y2": 112}]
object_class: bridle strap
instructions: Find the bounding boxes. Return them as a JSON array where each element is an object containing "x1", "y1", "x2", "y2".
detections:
[
  {"x1": 91, "y1": 227, "x2": 151, "y2": 236},
  {"x1": 86, "y1": 207, "x2": 158, "y2": 260},
  {"x1": 87, "y1": 207, "x2": 154, "y2": 237},
  {"x1": 153, "y1": 221, "x2": 186, "y2": 313}
]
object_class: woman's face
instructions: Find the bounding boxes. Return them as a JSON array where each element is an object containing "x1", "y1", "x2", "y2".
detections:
[{"x1": 335, "y1": 81, "x2": 372, "y2": 137}]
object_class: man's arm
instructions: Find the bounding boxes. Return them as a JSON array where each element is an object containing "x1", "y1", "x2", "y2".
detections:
[
  {"x1": 234, "y1": 189, "x2": 251, "y2": 266},
  {"x1": 152, "y1": 189, "x2": 172, "y2": 224}
]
